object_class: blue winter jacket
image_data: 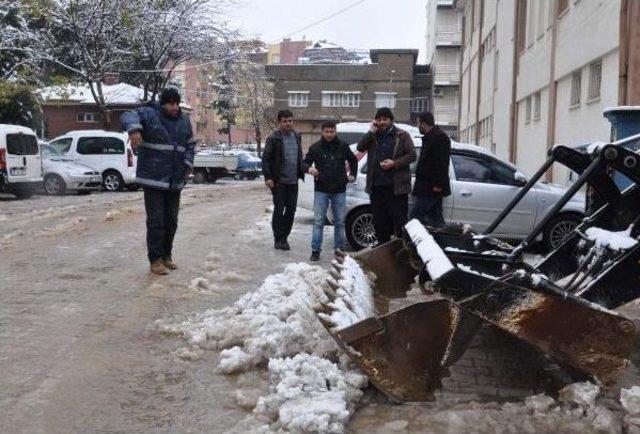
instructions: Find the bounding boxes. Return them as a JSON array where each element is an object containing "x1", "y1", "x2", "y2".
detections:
[{"x1": 120, "y1": 101, "x2": 196, "y2": 190}]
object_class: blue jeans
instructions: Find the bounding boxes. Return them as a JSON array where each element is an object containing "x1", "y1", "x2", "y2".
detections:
[
  {"x1": 410, "y1": 195, "x2": 445, "y2": 228},
  {"x1": 312, "y1": 191, "x2": 347, "y2": 252}
]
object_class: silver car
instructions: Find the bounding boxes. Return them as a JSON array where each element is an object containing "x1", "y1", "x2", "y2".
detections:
[
  {"x1": 299, "y1": 142, "x2": 586, "y2": 251},
  {"x1": 40, "y1": 144, "x2": 102, "y2": 195}
]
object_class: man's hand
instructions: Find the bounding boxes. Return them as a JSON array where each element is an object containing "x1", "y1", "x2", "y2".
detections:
[
  {"x1": 308, "y1": 167, "x2": 320, "y2": 177},
  {"x1": 380, "y1": 159, "x2": 395, "y2": 171},
  {"x1": 369, "y1": 122, "x2": 378, "y2": 133},
  {"x1": 433, "y1": 186, "x2": 443, "y2": 194},
  {"x1": 265, "y1": 179, "x2": 275, "y2": 189},
  {"x1": 128, "y1": 131, "x2": 142, "y2": 150}
]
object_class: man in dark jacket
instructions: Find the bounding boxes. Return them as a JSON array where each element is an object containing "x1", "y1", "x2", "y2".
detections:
[
  {"x1": 262, "y1": 110, "x2": 308, "y2": 250},
  {"x1": 411, "y1": 111, "x2": 451, "y2": 227},
  {"x1": 357, "y1": 107, "x2": 417, "y2": 245},
  {"x1": 120, "y1": 87, "x2": 195, "y2": 275},
  {"x1": 304, "y1": 121, "x2": 358, "y2": 261}
]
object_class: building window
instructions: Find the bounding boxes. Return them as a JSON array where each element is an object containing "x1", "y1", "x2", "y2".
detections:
[
  {"x1": 375, "y1": 92, "x2": 397, "y2": 109},
  {"x1": 288, "y1": 91, "x2": 309, "y2": 108},
  {"x1": 77, "y1": 113, "x2": 100, "y2": 123},
  {"x1": 342, "y1": 92, "x2": 361, "y2": 107},
  {"x1": 480, "y1": 28, "x2": 496, "y2": 61},
  {"x1": 493, "y1": 51, "x2": 499, "y2": 91},
  {"x1": 322, "y1": 92, "x2": 342, "y2": 107},
  {"x1": 533, "y1": 91, "x2": 541, "y2": 121},
  {"x1": 525, "y1": 97, "x2": 532, "y2": 123},
  {"x1": 588, "y1": 60, "x2": 602, "y2": 102},
  {"x1": 410, "y1": 97, "x2": 427, "y2": 113},
  {"x1": 272, "y1": 54, "x2": 281, "y2": 64},
  {"x1": 537, "y1": 0, "x2": 546, "y2": 39},
  {"x1": 527, "y1": 0, "x2": 536, "y2": 46},
  {"x1": 557, "y1": 0, "x2": 569, "y2": 16},
  {"x1": 570, "y1": 70, "x2": 581, "y2": 107}
]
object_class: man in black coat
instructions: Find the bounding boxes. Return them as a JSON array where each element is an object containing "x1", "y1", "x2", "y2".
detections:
[
  {"x1": 303, "y1": 121, "x2": 358, "y2": 261},
  {"x1": 262, "y1": 110, "x2": 308, "y2": 250},
  {"x1": 411, "y1": 111, "x2": 451, "y2": 227}
]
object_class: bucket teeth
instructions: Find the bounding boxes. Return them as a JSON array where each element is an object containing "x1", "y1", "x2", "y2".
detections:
[
  {"x1": 335, "y1": 249, "x2": 347, "y2": 259},
  {"x1": 334, "y1": 254, "x2": 345, "y2": 265},
  {"x1": 326, "y1": 278, "x2": 341, "y2": 293},
  {"x1": 323, "y1": 284, "x2": 338, "y2": 301},
  {"x1": 317, "y1": 313, "x2": 337, "y2": 329},
  {"x1": 331, "y1": 261, "x2": 344, "y2": 273},
  {"x1": 329, "y1": 269, "x2": 341, "y2": 281}
]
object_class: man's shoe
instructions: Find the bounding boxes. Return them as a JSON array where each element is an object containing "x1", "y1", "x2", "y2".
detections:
[
  {"x1": 150, "y1": 260, "x2": 169, "y2": 275},
  {"x1": 274, "y1": 241, "x2": 284, "y2": 250},
  {"x1": 282, "y1": 241, "x2": 291, "y2": 251},
  {"x1": 163, "y1": 258, "x2": 178, "y2": 270},
  {"x1": 310, "y1": 251, "x2": 320, "y2": 262}
]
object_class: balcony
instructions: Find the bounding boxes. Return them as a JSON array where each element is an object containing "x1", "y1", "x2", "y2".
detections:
[
  {"x1": 433, "y1": 105, "x2": 459, "y2": 126},
  {"x1": 436, "y1": 26, "x2": 462, "y2": 46},
  {"x1": 434, "y1": 64, "x2": 461, "y2": 86}
]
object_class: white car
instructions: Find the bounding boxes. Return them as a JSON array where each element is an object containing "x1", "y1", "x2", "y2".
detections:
[
  {"x1": 40, "y1": 144, "x2": 102, "y2": 195},
  {"x1": 0, "y1": 124, "x2": 43, "y2": 199},
  {"x1": 47, "y1": 130, "x2": 137, "y2": 191},
  {"x1": 299, "y1": 124, "x2": 585, "y2": 251}
]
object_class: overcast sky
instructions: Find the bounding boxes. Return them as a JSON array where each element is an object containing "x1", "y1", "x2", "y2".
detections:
[{"x1": 226, "y1": 0, "x2": 428, "y2": 63}]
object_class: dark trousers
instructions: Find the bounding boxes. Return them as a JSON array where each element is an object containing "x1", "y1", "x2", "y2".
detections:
[
  {"x1": 271, "y1": 183, "x2": 298, "y2": 242},
  {"x1": 143, "y1": 187, "x2": 181, "y2": 264},
  {"x1": 410, "y1": 195, "x2": 445, "y2": 228},
  {"x1": 370, "y1": 186, "x2": 408, "y2": 245}
]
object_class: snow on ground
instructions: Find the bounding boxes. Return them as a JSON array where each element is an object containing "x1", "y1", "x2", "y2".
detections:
[{"x1": 157, "y1": 262, "x2": 369, "y2": 433}]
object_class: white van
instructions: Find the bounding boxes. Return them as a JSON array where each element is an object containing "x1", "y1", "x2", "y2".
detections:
[
  {"x1": 48, "y1": 130, "x2": 137, "y2": 191},
  {"x1": 0, "y1": 124, "x2": 43, "y2": 198}
]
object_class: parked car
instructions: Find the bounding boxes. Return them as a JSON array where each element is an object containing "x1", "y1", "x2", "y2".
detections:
[
  {"x1": 192, "y1": 150, "x2": 261, "y2": 183},
  {"x1": 39, "y1": 144, "x2": 102, "y2": 195},
  {"x1": 0, "y1": 124, "x2": 43, "y2": 199},
  {"x1": 47, "y1": 130, "x2": 137, "y2": 191},
  {"x1": 299, "y1": 124, "x2": 585, "y2": 251}
]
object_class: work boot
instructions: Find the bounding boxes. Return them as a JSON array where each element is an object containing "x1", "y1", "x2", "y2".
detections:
[
  {"x1": 150, "y1": 259, "x2": 169, "y2": 275},
  {"x1": 275, "y1": 240, "x2": 285, "y2": 250},
  {"x1": 163, "y1": 257, "x2": 178, "y2": 270},
  {"x1": 310, "y1": 251, "x2": 320, "y2": 262},
  {"x1": 282, "y1": 240, "x2": 291, "y2": 251}
]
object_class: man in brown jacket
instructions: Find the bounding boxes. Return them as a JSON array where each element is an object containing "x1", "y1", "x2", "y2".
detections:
[{"x1": 357, "y1": 107, "x2": 417, "y2": 244}]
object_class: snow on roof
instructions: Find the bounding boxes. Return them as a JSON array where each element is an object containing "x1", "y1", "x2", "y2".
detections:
[
  {"x1": 451, "y1": 140, "x2": 495, "y2": 156},
  {"x1": 603, "y1": 106, "x2": 640, "y2": 114},
  {"x1": 39, "y1": 83, "x2": 145, "y2": 105},
  {"x1": 308, "y1": 41, "x2": 342, "y2": 49},
  {"x1": 0, "y1": 124, "x2": 37, "y2": 135}
]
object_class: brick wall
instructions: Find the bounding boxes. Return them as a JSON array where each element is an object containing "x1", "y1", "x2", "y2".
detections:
[{"x1": 42, "y1": 104, "x2": 136, "y2": 139}]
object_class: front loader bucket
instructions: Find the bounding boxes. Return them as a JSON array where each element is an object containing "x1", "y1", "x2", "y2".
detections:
[{"x1": 312, "y1": 219, "x2": 638, "y2": 402}]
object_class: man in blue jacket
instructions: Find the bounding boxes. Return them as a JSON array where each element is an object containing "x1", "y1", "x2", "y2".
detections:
[{"x1": 121, "y1": 87, "x2": 196, "y2": 275}]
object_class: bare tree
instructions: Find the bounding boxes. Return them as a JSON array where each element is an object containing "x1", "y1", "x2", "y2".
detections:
[{"x1": 237, "y1": 63, "x2": 273, "y2": 156}]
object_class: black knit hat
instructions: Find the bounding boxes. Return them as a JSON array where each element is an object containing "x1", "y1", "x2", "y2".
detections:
[
  {"x1": 375, "y1": 107, "x2": 394, "y2": 121},
  {"x1": 160, "y1": 87, "x2": 181, "y2": 105}
]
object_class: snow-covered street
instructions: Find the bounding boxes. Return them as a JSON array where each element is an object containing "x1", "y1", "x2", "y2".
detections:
[{"x1": 2, "y1": 182, "x2": 640, "y2": 433}]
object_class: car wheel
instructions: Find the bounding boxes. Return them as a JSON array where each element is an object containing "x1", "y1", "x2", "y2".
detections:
[
  {"x1": 193, "y1": 171, "x2": 207, "y2": 184},
  {"x1": 543, "y1": 213, "x2": 582, "y2": 251},
  {"x1": 103, "y1": 171, "x2": 124, "y2": 192},
  {"x1": 346, "y1": 207, "x2": 378, "y2": 251},
  {"x1": 44, "y1": 174, "x2": 66, "y2": 195}
]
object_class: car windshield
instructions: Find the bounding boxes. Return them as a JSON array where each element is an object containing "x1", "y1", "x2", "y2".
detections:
[{"x1": 41, "y1": 144, "x2": 74, "y2": 161}]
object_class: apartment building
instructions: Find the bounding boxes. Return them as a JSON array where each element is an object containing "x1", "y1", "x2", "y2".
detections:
[
  {"x1": 458, "y1": 0, "x2": 640, "y2": 183},
  {"x1": 266, "y1": 49, "x2": 432, "y2": 149},
  {"x1": 426, "y1": 0, "x2": 462, "y2": 140}
]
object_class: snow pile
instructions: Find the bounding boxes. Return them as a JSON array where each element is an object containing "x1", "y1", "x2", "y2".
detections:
[
  {"x1": 159, "y1": 263, "x2": 341, "y2": 373},
  {"x1": 159, "y1": 263, "x2": 370, "y2": 432},
  {"x1": 254, "y1": 354, "x2": 367, "y2": 433},
  {"x1": 318, "y1": 256, "x2": 375, "y2": 331},
  {"x1": 405, "y1": 219, "x2": 454, "y2": 279},
  {"x1": 621, "y1": 386, "x2": 640, "y2": 415},
  {"x1": 585, "y1": 227, "x2": 638, "y2": 250},
  {"x1": 39, "y1": 82, "x2": 145, "y2": 105},
  {"x1": 558, "y1": 382, "x2": 600, "y2": 408}
]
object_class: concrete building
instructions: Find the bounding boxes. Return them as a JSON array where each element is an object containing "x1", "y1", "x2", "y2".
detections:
[
  {"x1": 267, "y1": 39, "x2": 311, "y2": 65},
  {"x1": 426, "y1": 0, "x2": 462, "y2": 139},
  {"x1": 266, "y1": 49, "x2": 432, "y2": 149},
  {"x1": 457, "y1": 0, "x2": 640, "y2": 184}
]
